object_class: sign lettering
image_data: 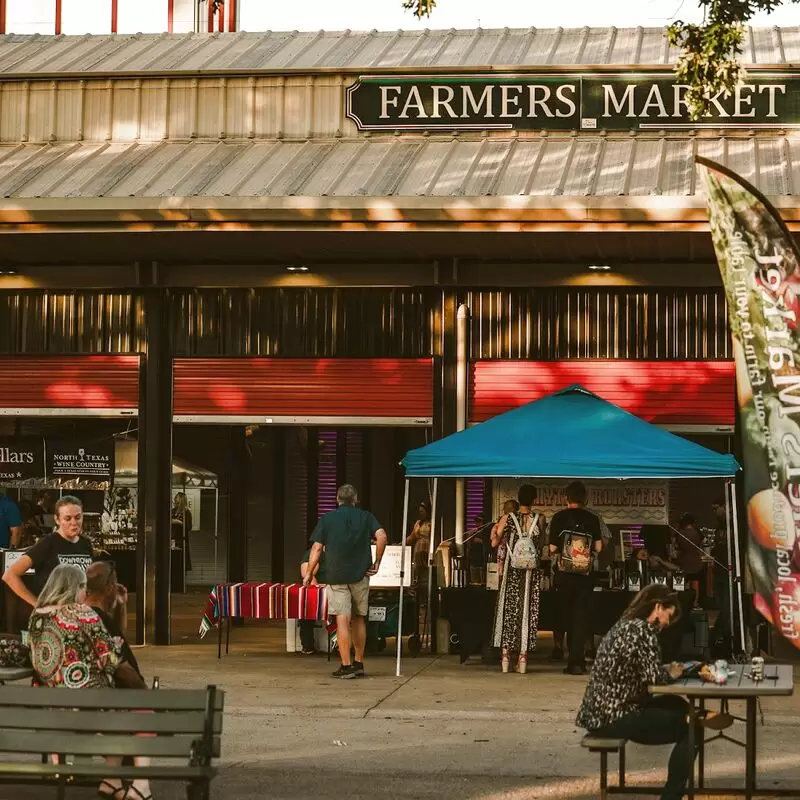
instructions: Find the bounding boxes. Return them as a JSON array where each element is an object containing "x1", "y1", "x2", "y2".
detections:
[{"x1": 346, "y1": 73, "x2": 798, "y2": 132}]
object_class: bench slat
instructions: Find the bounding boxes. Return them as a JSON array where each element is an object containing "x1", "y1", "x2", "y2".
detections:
[
  {"x1": 0, "y1": 763, "x2": 215, "y2": 781},
  {"x1": 581, "y1": 735, "x2": 627, "y2": 750},
  {"x1": 0, "y1": 687, "x2": 224, "y2": 712},
  {"x1": 0, "y1": 732, "x2": 221, "y2": 760},
  {"x1": 0, "y1": 709, "x2": 222, "y2": 735}
]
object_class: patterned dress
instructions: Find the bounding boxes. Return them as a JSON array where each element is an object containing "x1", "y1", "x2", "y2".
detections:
[
  {"x1": 492, "y1": 512, "x2": 543, "y2": 653},
  {"x1": 29, "y1": 603, "x2": 122, "y2": 689}
]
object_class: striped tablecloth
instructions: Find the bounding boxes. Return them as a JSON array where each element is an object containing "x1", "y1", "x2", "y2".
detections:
[{"x1": 199, "y1": 582, "x2": 329, "y2": 638}]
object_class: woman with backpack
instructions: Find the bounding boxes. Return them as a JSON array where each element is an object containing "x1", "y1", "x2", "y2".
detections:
[{"x1": 490, "y1": 484, "x2": 546, "y2": 674}]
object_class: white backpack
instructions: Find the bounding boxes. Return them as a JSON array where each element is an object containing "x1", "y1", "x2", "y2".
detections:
[{"x1": 508, "y1": 512, "x2": 543, "y2": 570}]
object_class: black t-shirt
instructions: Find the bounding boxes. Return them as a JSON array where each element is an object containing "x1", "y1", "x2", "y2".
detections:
[
  {"x1": 640, "y1": 525, "x2": 670, "y2": 560},
  {"x1": 310, "y1": 505, "x2": 382, "y2": 585},
  {"x1": 27, "y1": 533, "x2": 94, "y2": 591},
  {"x1": 549, "y1": 507, "x2": 601, "y2": 579}
]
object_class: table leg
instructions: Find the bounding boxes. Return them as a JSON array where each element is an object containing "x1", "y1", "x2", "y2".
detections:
[
  {"x1": 745, "y1": 696, "x2": 757, "y2": 799},
  {"x1": 698, "y1": 698, "x2": 705, "y2": 789},
  {"x1": 226, "y1": 615, "x2": 231, "y2": 655},
  {"x1": 687, "y1": 697, "x2": 696, "y2": 800}
]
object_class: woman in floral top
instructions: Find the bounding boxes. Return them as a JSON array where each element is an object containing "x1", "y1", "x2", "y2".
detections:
[
  {"x1": 576, "y1": 585, "x2": 690, "y2": 800},
  {"x1": 29, "y1": 564, "x2": 153, "y2": 800}
]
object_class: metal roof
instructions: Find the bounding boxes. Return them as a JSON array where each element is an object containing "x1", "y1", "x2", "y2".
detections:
[
  {"x1": 0, "y1": 27, "x2": 797, "y2": 76},
  {"x1": 0, "y1": 134, "x2": 795, "y2": 202}
]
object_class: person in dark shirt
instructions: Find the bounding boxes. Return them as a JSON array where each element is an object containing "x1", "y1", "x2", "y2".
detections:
[
  {"x1": 675, "y1": 514, "x2": 704, "y2": 579},
  {"x1": 84, "y1": 561, "x2": 143, "y2": 686},
  {"x1": 710, "y1": 497, "x2": 732, "y2": 654},
  {"x1": 549, "y1": 481, "x2": 602, "y2": 675},
  {"x1": 2, "y1": 495, "x2": 94, "y2": 608},
  {"x1": 0, "y1": 493, "x2": 22, "y2": 549},
  {"x1": 304, "y1": 484, "x2": 388, "y2": 679}
]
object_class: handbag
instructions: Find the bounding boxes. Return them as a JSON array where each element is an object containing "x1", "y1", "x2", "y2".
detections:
[{"x1": 507, "y1": 512, "x2": 543, "y2": 570}]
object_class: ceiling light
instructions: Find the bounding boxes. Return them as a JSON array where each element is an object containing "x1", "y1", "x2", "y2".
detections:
[
  {"x1": 285, "y1": 265, "x2": 310, "y2": 273},
  {"x1": 588, "y1": 264, "x2": 611, "y2": 272},
  {"x1": 0, "y1": 267, "x2": 18, "y2": 275}
]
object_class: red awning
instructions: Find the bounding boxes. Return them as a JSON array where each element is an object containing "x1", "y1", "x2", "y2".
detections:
[
  {"x1": 470, "y1": 360, "x2": 734, "y2": 428},
  {"x1": 173, "y1": 358, "x2": 433, "y2": 425},
  {"x1": 0, "y1": 355, "x2": 139, "y2": 416}
]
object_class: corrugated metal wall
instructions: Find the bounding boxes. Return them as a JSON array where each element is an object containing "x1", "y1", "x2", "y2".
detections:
[
  {"x1": 171, "y1": 288, "x2": 437, "y2": 357},
  {"x1": 0, "y1": 287, "x2": 729, "y2": 361},
  {"x1": 0, "y1": 292, "x2": 146, "y2": 353},
  {"x1": 467, "y1": 288, "x2": 730, "y2": 360}
]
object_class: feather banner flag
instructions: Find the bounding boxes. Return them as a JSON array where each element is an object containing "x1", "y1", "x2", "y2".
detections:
[{"x1": 698, "y1": 156, "x2": 800, "y2": 649}]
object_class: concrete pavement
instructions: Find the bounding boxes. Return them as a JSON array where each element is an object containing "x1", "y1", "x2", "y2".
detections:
[{"x1": 3, "y1": 626, "x2": 800, "y2": 799}]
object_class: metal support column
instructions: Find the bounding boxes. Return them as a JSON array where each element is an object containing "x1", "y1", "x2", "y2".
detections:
[
  {"x1": 139, "y1": 280, "x2": 173, "y2": 646},
  {"x1": 227, "y1": 427, "x2": 248, "y2": 584}
]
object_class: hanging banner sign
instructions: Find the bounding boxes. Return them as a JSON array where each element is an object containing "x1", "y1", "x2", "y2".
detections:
[
  {"x1": 346, "y1": 73, "x2": 795, "y2": 132},
  {"x1": 699, "y1": 156, "x2": 800, "y2": 650},
  {"x1": 49, "y1": 440, "x2": 114, "y2": 482},
  {"x1": 0, "y1": 439, "x2": 45, "y2": 483},
  {"x1": 494, "y1": 479, "x2": 668, "y2": 525}
]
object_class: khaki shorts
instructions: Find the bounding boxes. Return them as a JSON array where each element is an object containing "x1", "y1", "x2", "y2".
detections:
[{"x1": 327, "y1": 576, "x2": 370, "y2": 618}]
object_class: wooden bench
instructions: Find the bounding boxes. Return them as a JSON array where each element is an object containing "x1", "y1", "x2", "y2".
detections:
[
  {"x1": 581, "y1": 735, "x2": 627, "y2": 799},
  {"x1": 582, "y1": 735, "x2": 668, "y2": 797},
  {"x1": 0, "y1": 684, "x2": 224, "y2": 800}
]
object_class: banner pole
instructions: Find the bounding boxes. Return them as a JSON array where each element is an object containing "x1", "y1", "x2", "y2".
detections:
[
  {"x1": 730, "y1": 480, "x2": 748, "y2": 655},
  {"x1": 396, "y1": 479, "x2": 411, "y2": 678}
]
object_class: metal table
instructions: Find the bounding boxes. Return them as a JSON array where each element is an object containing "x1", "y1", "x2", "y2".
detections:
[{"x1": 650, "y1": 663, "x2": 795, "y2": 798}]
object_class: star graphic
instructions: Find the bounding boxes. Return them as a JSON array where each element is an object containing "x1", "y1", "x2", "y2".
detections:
[{"x1": 15, "y1": 472, "x2": 21, "y2": 479}]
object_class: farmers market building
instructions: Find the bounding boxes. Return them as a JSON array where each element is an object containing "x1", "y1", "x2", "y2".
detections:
[{"x1": 0, "y1": 25, "x2": 795, "y2": 643}]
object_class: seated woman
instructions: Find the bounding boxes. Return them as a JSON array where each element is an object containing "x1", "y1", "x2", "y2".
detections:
[
  {"x1": 28, "y1": 564, "x2": 153, "y2": 800},
  {"x1": 576, "y1": 585, "x2": 690, "y2": 800}
]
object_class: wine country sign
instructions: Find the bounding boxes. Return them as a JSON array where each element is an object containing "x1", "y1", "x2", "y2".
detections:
[{"x1": 346, "y1": 73, "x2": 797, "y2": 132}]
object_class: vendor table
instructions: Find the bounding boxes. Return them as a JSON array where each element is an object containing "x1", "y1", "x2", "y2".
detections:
[
  {"x1": 442, "y1": 588, "x2": 696, "y2": 662},
  {"x1": 199, "y1": 582, "x2": 328, "y2": 659},
  {"x1": 650, "y1": 663, "x2": 795, "y2": 798}
]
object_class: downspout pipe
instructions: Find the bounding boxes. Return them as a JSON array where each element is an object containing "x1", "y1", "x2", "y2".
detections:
[{"x1": 455, "y1": 303, "x2": 469, "y2": 555}]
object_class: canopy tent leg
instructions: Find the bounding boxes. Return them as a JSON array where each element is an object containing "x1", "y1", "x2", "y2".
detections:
[
  {"x1": 396, "y1": 479, "x2": 411, "y2": 678},
  {"x1": 426, "y1": 478, "x2": 439, "y2": 651},
  {"x1": 723, "y1": 483, "x2": 737, "y2": 656},
  {"x1": 729, "y1": 480, "x2": 748, "y2": 655}
]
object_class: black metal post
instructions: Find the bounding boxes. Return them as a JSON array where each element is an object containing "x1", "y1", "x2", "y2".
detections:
[
  {"x1": 687, "y1": 698, "x2": 696, "y2": 799},
  {"x1": 270, "y1": 428, "x2": 286, "y2": 582},
  {"x1": 226, "y1": 426, "x2": 247, "y2": 584},
  {"x1": 306, "y1": 427, "x2": 319, "y2": 540},
  {"x1": 140, "y1": 282, "x2": 173, "y2": 646},
  {"x1": 745, "y1": 696, "x2": 757, "y2": 798}
]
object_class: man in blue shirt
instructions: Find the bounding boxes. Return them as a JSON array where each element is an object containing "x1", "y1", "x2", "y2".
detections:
[
  {"x1": 305, "y1": 484, "x2": 387, "y2": 679},
  {"x1": 0, "y1": 493, "x2": 22, "y2": 549}
]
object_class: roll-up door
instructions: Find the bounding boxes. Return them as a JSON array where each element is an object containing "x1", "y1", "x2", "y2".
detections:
[
  {"x1": 0, "y1": 355, "x2": 139, "y2": 416},
  {"x1": 470, "y1": 360, "x2": 734, "y2": 430},
  {"x1": 173, "y1": 358, "x2": 433, "y2": 425}
]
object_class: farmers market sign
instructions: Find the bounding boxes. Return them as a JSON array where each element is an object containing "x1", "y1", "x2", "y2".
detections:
[{"x1": 346, "y1": 73, "x2": 796, "y2": 132}]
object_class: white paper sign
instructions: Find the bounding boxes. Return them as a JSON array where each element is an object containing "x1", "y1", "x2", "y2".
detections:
[
  {"x1": 370, "y1": 545, "x2": 412, "y2": 588},
  {"x1": 368, "y1": 606, "x2": 387, "y2": 622}
]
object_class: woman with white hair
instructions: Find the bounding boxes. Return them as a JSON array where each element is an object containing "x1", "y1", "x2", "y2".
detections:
[{"x1": 28, "y1": 564, "x2": 153, "y2": 800}]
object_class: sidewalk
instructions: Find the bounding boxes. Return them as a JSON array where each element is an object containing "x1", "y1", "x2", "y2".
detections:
[{"x1": 4, "y1": 622, "x2": 800, "y2": 799}]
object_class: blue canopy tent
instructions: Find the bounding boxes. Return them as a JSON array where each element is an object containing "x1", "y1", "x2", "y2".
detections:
[
  {"x1": 393, "y1": 386, "x2": 743, "y2": 675},
  {"x1": 402, "y1": 385, "x2": 740, "y2": 479}
]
